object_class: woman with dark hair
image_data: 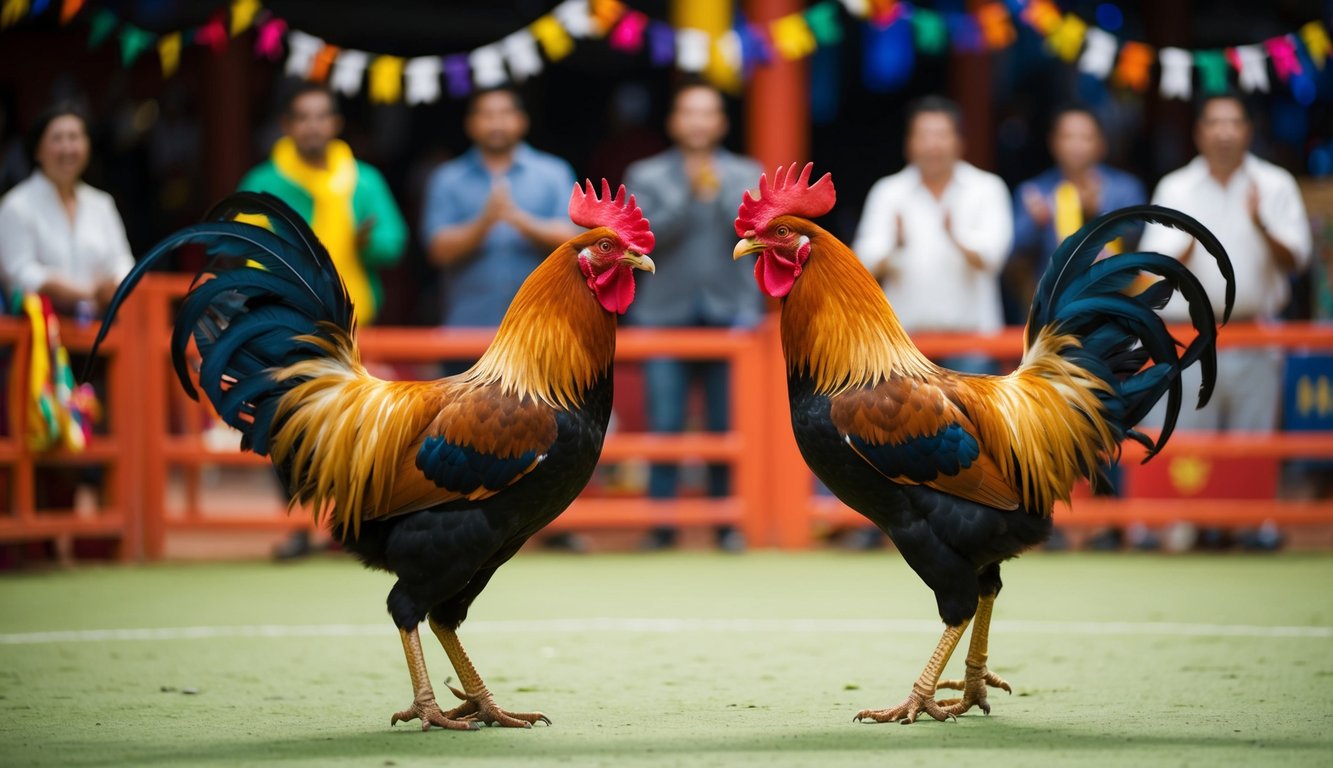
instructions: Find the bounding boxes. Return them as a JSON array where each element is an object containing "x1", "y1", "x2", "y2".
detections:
[{"x1": 0, "y1": 102, "x2": 134, "y2": 314}]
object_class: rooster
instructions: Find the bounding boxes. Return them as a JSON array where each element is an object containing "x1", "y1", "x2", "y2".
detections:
[
  {"x1": 90, "y1": 182, "x2": 655, "y2": 730},
  {"x1": 732, "y1": 164, "x2": 1233, "y2": 724}
]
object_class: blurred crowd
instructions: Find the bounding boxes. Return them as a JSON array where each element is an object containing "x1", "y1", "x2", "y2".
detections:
[{"x1": 2, "y1": 54, "x2": 1331, "y2": 555}]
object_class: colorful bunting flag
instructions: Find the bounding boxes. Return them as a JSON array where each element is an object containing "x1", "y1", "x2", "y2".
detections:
[
  {"x1": 911, "y1": 8, "x2": 948, "y2": 55},
  {"x1": 502, "y1": 30, "x2": 543, "y2": 81},
  {"x1": 10, "y1": 0, "x2": 1333, "y2": 112},
  {"x1": 254, "y1": 16, "x2": 286, "y2": 60},
  {"x1": 530, "y1": 14, "x2": 575, "y2": 60},
  {"x1": 1113, "y1": 41, "x2": 1152, "y2": 91},
  {"x1": 1, "y1": 0, "x2": 29, "y2": 30},
  {"x1": 309, "y1": 43, "x2": 340, "y2": 83},
  {"x1": 1158, "y1": 47, "x2": 1193, "y2": 100},
  {"x1": 119, "y1": 23, "x2": 155, "y2": 67},
  {"x1": 676, "y1": 27, "x2": 710, "y2": 72},
  {"x1": 1047, "y1": 13, "x2": 1087, "y2": 62},
  {"x1": 469, "y1": 44, "x2": 506, "y2": 89},
  {"x1": 158, "y1": 31, "x2": 182, "y2": 77},
  {"x1": 975, "y1": 2, "x2": 1014, "y2": 50},
  {"x1": 404, "y1": 56, "x2": 442, "y2": 104},
  {"x1": 284, "y1": 30, "x2": 322, "y2": 77},
  {"x1": 368, "y1": 55, "x2": 403, "y2": 103},
  {"x1": 330, "y1": 49, "x2": 368, "y2": 96},
  {"x1": 1265, "y1": 36, "x2": 1301, "y2": 82},
  {"x1": 442, "y1": 54, "x2": 471, "y2": 98},
  {"x1": 1229, "y1": 45, "x2": 1269, "y2": 92},
  {"x1": 230, "y1": 0, "x2": 260, "y2": 37},
  {"x1": 1195, "y1": 49, "x2": 1230, "y2": 95},
  {"x1": 1079, "y1": 27, "x2": 1118, "y2": 78},
  {"x1": 1299, "y1": 20, "x2": 1330, "y2": 68},
  {"x1": 608, "y1": 9, "x2": 648, "y2": 52}
]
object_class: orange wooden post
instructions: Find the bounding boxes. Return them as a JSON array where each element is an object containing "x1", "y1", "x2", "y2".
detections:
[
  {"x1": 754, "y1": 316, "x2": 813, "y2": 549},
  {"x1": 730, "y1": 327, "x2": 769, "y2": 546},
  {"x1": 139, "y1": 276, "x2": 173, "y2": 559},
  {"x1": 744, "y1": 0, "x2": 811, "y2": 170}
]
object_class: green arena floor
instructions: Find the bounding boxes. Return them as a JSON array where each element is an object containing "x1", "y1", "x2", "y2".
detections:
[{"x1": 2, "y1": 551, "x2": 1331, "y2": 767}]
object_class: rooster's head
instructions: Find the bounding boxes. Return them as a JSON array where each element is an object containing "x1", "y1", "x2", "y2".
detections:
[
  {"x1": 568, "y1": 179, "x2": 656, "y2": 314},
  {"x1": 732, "y1": 162, "x2": 835, "y2": 299}
]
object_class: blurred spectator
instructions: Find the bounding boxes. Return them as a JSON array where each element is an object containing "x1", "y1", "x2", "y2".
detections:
[
  {"x1": 847, "y1": 95, "x2": 1011, "y2": 550},
  {"x1": 0, "y1": 101, "x2": 133, "y2": 315},
  {"x1": 1012, "y1": 106, "x2": 1147, "y2": 513},
  {"x1": 1138, "y1": 94, "x2": 1312, "y2": 551},
  {"x1": 238, "y1": 81, "x2": 407, "y2": 328},
  {"x1": 852, "y1": 95, "x2": 1012, "y2": 375},
  {"x1": 1011, "y1": 106, "x2": 1147, "y2": 309},
  {"x1": 420, "y1": 86, "x2": 578, "y2": 330},
  {"x1": 623, "y1": 80, "x2": 762, "y2": 553},
  {"x1": 419, "y1": 86, "x2": 584, "y2": 552},
  {"x1": 237, "y1": 82, "x2": 408, "y2": 560}
]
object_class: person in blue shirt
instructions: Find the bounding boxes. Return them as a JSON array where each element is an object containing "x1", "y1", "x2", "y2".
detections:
[
  {"x1": 419, "y1": 87, "x2": 584, "y2": 552},
  {"x1": 421, "y1": 86, "x2": 579, "y2": 328},
  {"x1": 1011, "y1": 106, "x2": 1146, "y2": 311},
  {"x1": 1011, "y1": 105, "x2": 1147, "y2": 543}
]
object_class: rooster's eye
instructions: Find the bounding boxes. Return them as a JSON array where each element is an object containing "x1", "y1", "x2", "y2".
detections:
[
  {"x1": 776, "y1": 226, "x2": 790, "y2": 238},
  {"x1": 598, "y1": 239, "x2": 613, "y2": 253}
]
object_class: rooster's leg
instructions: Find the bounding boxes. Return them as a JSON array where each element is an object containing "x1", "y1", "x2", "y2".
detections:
[
  {"x1": 854, "y1": 620, "x2": 969, "y2": 724},
  {"x1": 429, "y1": 617, "x2": 551, "y2": 728},
  {"x1": 935, "y1": 594, "x2": 1012, "y2": 716},
  {"x1": 390, "y1": 627, "x2": 479, "y2": 731}
]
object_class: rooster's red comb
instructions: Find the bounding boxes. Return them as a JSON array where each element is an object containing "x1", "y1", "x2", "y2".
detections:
[
  {"x1": 734, "y1": 162, "x2": 835, "y2": 237},
  {"x1": 569, "y1": 179, "x2": 655, "y2": 254}
]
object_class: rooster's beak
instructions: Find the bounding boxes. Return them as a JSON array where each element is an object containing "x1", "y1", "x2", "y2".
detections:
[
  {"x1": 622, "y1": 252, "x2": 655, "y2": 273},
  {"x1": 733, "y1": 236, "x2": 764, "y2": 260}
]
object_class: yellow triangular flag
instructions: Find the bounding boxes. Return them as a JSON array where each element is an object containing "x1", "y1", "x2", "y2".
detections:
[
  {"x1": 230, "y1": 0, "x2": 260, "y2": 37},
  {"x1": 369, "y1": 55, "x2": 404, "y2": 103},
  {"x1": 158, "y1": 31, "x2": 181, "y2": 77}
]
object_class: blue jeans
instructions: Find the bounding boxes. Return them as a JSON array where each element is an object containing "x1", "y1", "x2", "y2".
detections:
[{"x1": 643, "y1": 357, "x2": 730, "y2": 499}]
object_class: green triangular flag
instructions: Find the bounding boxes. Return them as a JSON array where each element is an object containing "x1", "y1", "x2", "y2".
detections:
[
  {"x1": 87, "y1": 8, "x2": 116, "y2": 48},
  {"x1": 119, "y1": 23, "x2": 156, "y2": 67},
  {"x1": 1195, "y1": 50, "x2": 1230, "y2": 95}
]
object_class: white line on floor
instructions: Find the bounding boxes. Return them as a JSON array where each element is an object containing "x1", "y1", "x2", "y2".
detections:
[{"x1": 1, "y1": 618, "x2": 1329, "y2": 645}]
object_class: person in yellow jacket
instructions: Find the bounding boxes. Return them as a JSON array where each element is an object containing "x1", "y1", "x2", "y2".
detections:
[
  {"x1": 239, "y1": 82, "x2": 407, "y2": 559},
  {"x1": 238, "y1": 82, "x2": 407, "y2": 326}
]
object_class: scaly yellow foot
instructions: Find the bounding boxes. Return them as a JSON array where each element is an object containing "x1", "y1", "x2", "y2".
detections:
[
  {"x1": 936, "y1": 665, "x2": 1012, "y2": 716},
  {"x1": 431, "y1": 618, "x2": 552, "y2": 729},
  {"x1": 390, "y1": 627, "x2": 479, "y2": 731},
  {"x1": 934, "y1": 594, "x2": 1010, "y2": 716},
  {"x1": 854, "y1": 692, "x2": 955, "y2": 724},
  {"x1": 443, "y1": 681, "x2": 551, "y2": 728},
  {"x1": 855, "y1": 621, "x2": 968, "y2": 725},
  {"x1": 391, "y1": 694, "x2": 480, "y2": 731}
]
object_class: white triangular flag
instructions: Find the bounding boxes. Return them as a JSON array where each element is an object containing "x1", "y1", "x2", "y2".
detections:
[
  {"x1": 1159, "y1": 47, "x2": 1193, "y2": 100},
  {"x1": 717, "y1": 28, "x2": 742, "y2": 74},
  {"x1": 838, "y1": 0, "x2": 870, "y2": 18},
  {"x1": 1233, "y1": 45, "x2": 1270, "y2": 92},
  {"x1": 503, "y1": 30, "x2": 543, "y2": 82},
  {"x1": 1078, "y1": 27, "x2": 1118, "y2": 79},
  {"x1": 554, "y1": 0, "x2": 592, "y2": 39},
  {"x1": 676, "y1": 28, "x2": 710, "y2": 72},
  {"x1": 404, "y1": 57, "x2": 442, "y2": 105},
  {"x1": 470, "y1": 44, "x2": 508, "y2": 89},
  {"x1": 284, "y1": 31, "x2": 324, "y2": 78},
  {"x1": 330, "y1": 50, "x2": 368, "y2": 97}
]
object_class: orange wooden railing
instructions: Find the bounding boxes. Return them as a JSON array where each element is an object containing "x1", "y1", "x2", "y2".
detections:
[{"x1": 2, "y1": 272, "x2": 1331, "y2": 559}]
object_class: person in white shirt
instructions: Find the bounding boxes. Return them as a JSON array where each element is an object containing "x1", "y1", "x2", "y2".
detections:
[
  {"x1": 851, "y1": 96, "x2": 1013, "y2": 374},
  {"x1": 1140, "y1": 94, "x2": 1311, "y2": 432},
  {"x1": 0, "y1": 102, "x2": 134, "y2": 315}
]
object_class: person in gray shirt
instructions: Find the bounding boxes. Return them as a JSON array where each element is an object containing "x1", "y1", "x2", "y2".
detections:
[{"x1": 623, "y1": 80, "x2": 763, "y2": 551}]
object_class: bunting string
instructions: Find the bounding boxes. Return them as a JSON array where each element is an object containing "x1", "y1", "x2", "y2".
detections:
[{"x1": 2, "y1": 0, "x2": 1330, "y2": 112}]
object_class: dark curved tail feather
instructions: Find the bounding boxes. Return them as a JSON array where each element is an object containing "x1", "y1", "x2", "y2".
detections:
[
  {"x1": 87, "y1": 192, "x2": 354, "y2": 455},
  {"x1": 1026, "y1": 204, "x2": 1234, "y2": 461}
]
